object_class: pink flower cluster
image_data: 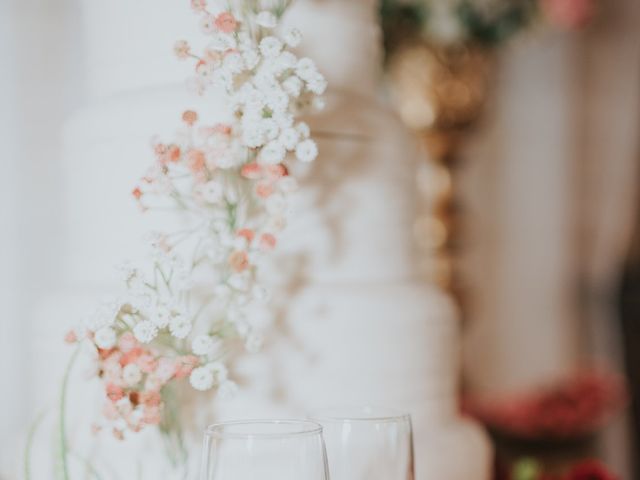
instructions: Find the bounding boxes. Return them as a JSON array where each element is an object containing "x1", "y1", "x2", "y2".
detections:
[
  {"x1": 93, "y1": 332, "x2": 199, "y2": 438},
  {"x1": 72, "y1": 331, "x2": 200, "y2": 439}
]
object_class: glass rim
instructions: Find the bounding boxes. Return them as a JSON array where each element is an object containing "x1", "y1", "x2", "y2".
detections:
[
  {"x1": 310, "y1": 406, "x2": 412, "y2": 424},
  {"x1": 205, "y1": 419, "x2": 324, "y2": 440}
]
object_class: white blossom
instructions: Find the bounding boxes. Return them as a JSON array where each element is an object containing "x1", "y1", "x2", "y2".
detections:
[
  {"x1": 279, "y1": 127, "x2": 299, "y2": 151},
  {"x1": 190, "y1": 366, "x2": 214, "y2": 391},
  {"x1": 192, "y1": 335, "x2": 218, "y2": 356},
  {"x1": 295, "y1": 139, "x2": 318, "y2": 163},
  {"x1": 259, "y1": 36, "x2": 283, "y2": 58},
  {"x1": 122, "y1": 364, "x2": 143, "y2": 386},
  {"x1": 296, "y1": 121, "x2": 311, "y2": 138},
  {"x1": 207, "y1": 362, "x2": 228, "y2": 382},
  {"x1": 197, "y1": 181, "x2": 224, "y2": 204},
  {"x1": 307, "y1": 73, "x2": 328, "y2": 95},
  {"x1": 275, "y1": 51, "x2": 297, "y2": 73},
  {"x1": 282, "y1": 76, "x2": 303, "y2": 97},
  {"x1": 94, "y1": 326, "x2": 117, "y2": 350},
  {"x1": 151, "y1": 304, "x2": 171, "y2": 328},
  {"x1": 242, "y1": 48, "x2": 260, "y2": 70},
  {"x1": 295, "y1": 58, "x2": 318, "y2": 82},
  {"x1": 260, "y1": 141, "x2": 287, "y2": 165},
  {"x1": 209, "y1": 33, "x2": 237, "y2": 52},
  {"x1": 223, "y1": 52, "x2": 245, "y2": 74},
  {"x1": 169, "y1": 315, "x2": 192, "y2": 339},
  {"x1": 261, "y1": 118, "x2": 280, "y2": 141},
  {"x1": 256, "y1": 11, "x2": 277, "y2": 28},
  {"x1": 284, "y1": 28, "x2": 302, "y2": 47},
  {"x1": 133, "y1": 321, "x2": 158, "y2": 344}
]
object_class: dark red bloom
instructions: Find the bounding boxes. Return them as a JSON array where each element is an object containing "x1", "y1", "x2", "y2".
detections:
[{"x1": 564, "y1": 460, "x2": 618, "y2": 480}]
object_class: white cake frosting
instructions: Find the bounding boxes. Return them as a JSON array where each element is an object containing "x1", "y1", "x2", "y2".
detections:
[{"x1": 30, "y1": 0, "x2": 491, "y2": 479}]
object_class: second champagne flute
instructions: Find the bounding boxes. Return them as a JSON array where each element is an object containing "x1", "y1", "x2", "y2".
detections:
[{"x1": 312, "y1": 406, "x2": 415, "y2": 480}]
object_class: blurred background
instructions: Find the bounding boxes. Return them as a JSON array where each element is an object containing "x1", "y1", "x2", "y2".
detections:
[{"x1": 1, "y1": 0, "x2": 639, "y2": 478}]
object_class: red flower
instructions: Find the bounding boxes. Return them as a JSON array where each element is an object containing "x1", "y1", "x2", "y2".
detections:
[{"x1": 564, "y1": 460, "x2": 618, "y2": 480}]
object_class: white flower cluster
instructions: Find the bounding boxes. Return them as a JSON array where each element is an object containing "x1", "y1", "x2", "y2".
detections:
[
  {"x1": 72, "y1": 1, "x2": 324, "y2": 438},
  {"x1": 183, "y1": 3, "x2": 326, "y2": 166}
]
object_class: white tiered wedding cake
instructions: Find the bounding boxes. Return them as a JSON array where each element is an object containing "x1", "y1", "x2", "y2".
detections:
[{"x1": 30, "y1": 0, "x2": 490, "y2": 479}]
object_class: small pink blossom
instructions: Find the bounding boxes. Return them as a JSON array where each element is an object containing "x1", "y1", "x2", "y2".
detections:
[
  {"x1": 191, "y1": 0, "x2": 207, "y2": 11},
  {"x1": 182, "y1": 110, "x2": 198, "y2": 126},
  {"x1": 106, "y1": 383, "x2": 124, "y2": 402},
  {"x1": 118, "y1": 332, "x2": 138, "y2": 353},
  {"x1": 266, "y1": 164, "x2": 288, "y2": 179},
  {"x1": 174, "y1": 40, "x2": 191, "y2": 59},
  {"x1": 119, "y1": 347, "x2": 143, "y2": 367},
  {"x1": 215, "y1": 12, "x2": 238, "y2": 33},
  {"x1": 237, "y1": 228, "x2": 255, "y2": 244},
  {"x1": 200, "y1": 15, "x2": 217, "y2": 34},
  {"x1": 256, "y1": 182, "x2": 274, "y2": 198},
  {"x1": 143, "y1": 405, "x2": 163, "y2": 425},
  {"x1": 214, "y1": 123, "x2": 232, "y2": 135},
  {"x1": 137, "y1": 353, "x2": 158, "y2": 374},
  {"x1": 103, "y1": 401, "x2": 119, "y2": 420},
  {"x1": 141, "y1": 390, "x2": 162, "y2": 407},
  {"x1": 229, "y1": 251, "x2": 249, "y2": 273},
  {"x1": 260, "y1": 233, "x2": 277, "y2": 251},
  {"x1": 241, "y1": 162, "x2": 263, "y2": 180},
  {"x1": 175, "y1": 355, "x2": 199, "y2": 379},
  {"x1": 155, "y1": 357, "x2": 178, "y2": 383},
  {"x1": 145, "y1": 375, "x2": 164, "y2": 392},
  {"x1": 64, "y1": 330, "x2": 77, "y2": 344},
  {"x1": 187, "y1": 149, "x2": 207, "y2": 173}
]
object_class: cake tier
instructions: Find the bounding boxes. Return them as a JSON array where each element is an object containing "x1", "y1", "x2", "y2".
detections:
[
  {"x1": 215, "y1": 282, "x2": 460, "y2": 416},
  {"x1": 81, "y1": 0, "x2": 381, "y2": 101},
  {"x1": 61, "y1": 87, "x2": 422, "y2": 286}
]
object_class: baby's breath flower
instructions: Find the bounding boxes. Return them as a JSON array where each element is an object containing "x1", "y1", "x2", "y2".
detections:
[
  {"x1": 279, "y1": 127, "x2": 299, "y2": 150},
  {"x1": 260, "y1": 141, "x2": 287, "y2": 165},
  {"x1": 256, "y1": 11, "x2": 278, "y2": 28},
  {"x1": 295, "y1": 139, "x2": 318, "y2": 163},
  {"x1": 122, "y1": 364, "x2": 143, "y2": 386},
  {"x1": 174, "y1": 40, "x2": 191, "y2": 59},
  {"x1": 192, "y1": 335, "x2": 218, "y2": 356},
  {"x1": 134, "y1": 321, "x2": 158, "y2": 344},
  {"x1": 94, "y1": 326, "x2": 117, "y2": 350},
  {"x1": 78, "y1": 0, "x2": 327, "y2": 435},
  {"x1": 284, "y1": 28, "x2": 303, "y2": 47},
  {"x1": 295, "y1": 57, "x2": 318, "y2": 82},
  {"x1": 169, "y1": 315, "x2": 192, "y2": 339},
  {"x1": 189, "y1": 366, "x2": 214, "y2": 391},
  {"x1": 259, "y1": 36, "x2": 283, "y2": 58}
]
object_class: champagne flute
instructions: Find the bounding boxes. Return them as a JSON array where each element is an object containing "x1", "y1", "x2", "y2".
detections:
[
  {"x1": 200, "y1": 419, "x2": 330, "y2": 480},
  {"x1": 311, "y1": 406, "x2": 414, "y2": 480}
]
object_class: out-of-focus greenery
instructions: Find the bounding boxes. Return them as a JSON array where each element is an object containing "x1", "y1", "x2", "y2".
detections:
[{"x1": 380, "y1": 0, "x2": 538, "y2": 50}]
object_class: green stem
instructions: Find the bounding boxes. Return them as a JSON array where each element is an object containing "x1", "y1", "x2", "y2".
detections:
[
  {"x1": 24, "y1": 409, "x2": 47, "y2": 480},
  {"x1": 59, "y1": 347, "x2": 81, "y2": 480}
]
